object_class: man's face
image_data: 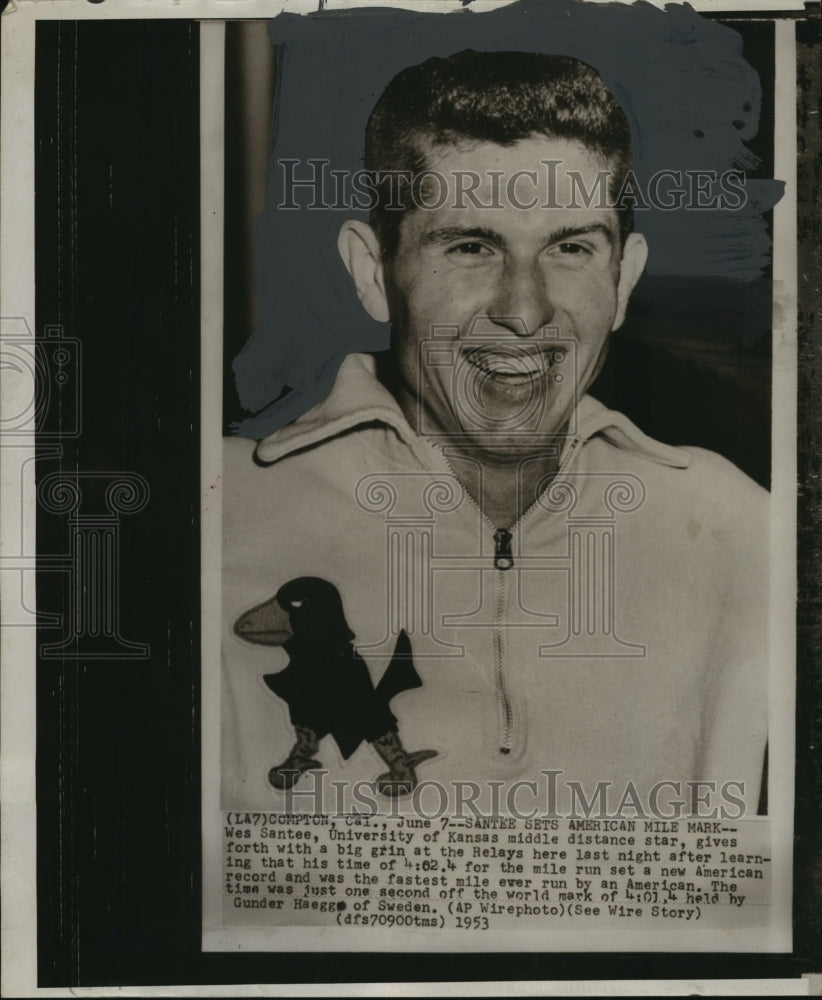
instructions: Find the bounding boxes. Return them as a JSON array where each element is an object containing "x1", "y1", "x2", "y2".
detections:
[{"x1": 380, "y1": 135, "x2": 645, "y2": 460}]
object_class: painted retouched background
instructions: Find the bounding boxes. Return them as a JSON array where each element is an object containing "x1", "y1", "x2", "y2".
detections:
[{"x1": 225, "y1": 1, "x2": 782, "y2": 490}]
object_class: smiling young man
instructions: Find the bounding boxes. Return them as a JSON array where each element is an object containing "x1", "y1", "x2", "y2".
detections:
[
  {"x1": 222, "y1": 51, "x2": 768, "y2": 818},
  {"x1": 338, "y1": 134, "x2": 646, "y2": 528}
]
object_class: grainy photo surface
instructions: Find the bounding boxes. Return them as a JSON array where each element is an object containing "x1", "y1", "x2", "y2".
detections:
[
  {"x1": 209, "y1": 1, "x2": 792, "y2": 953},
  {"x1": 0, "y1": 0, "x2": 818, "y2": 994}
]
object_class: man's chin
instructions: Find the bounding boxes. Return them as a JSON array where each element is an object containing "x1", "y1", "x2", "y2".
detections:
[
  {"x1": 450, "y1": 422, "x2": 575, "y2": 461},
  {"x1": 443, "y1": 391, "x2": 575, "y2": 453}
]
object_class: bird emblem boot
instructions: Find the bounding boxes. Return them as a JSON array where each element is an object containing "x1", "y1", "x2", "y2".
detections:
[
  {"x1": 371, "y1": 728, "x2": 437, "y2": 798},
  {"x1": 267, "y1": 724, "x2": 322, "y2": 790}
]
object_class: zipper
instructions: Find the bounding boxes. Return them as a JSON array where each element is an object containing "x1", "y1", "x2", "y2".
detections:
[
  {"x1": 492, "y1": 529, "x2": 514, "y2": 753},
  {"x1": 460, "y1": 493, "x2": 514, "y2": 754},
  {"x1": 494, "y1": 552, "x2": 513, "y2": 754},
  {"x1": 422, "y1": 435, "x2": 584, "y2": 757},
  {"x1": 489, "y1": 436, "x2": 584, "y2": 755},
  {"x1": 493, "y1": 528, "x2": 514, "y2": 570},
  {"x1": 556, "y1": 436, "x2": 581, "y2": 478}
]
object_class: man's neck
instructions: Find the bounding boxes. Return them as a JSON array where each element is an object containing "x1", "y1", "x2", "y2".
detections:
[
  {"x1": 440, "y1": 445, "x2": 564, "y2": 530},
  {"x1": 376, "y1": 357, "x2": 568, "y2": 528}
]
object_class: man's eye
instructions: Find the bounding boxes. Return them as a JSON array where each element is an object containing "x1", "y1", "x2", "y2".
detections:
[
  {"x1": 451, "y1": 242, "x2": 491, "y2": 256},
  {"x1": 556, "y1": 242, "x2": 588, "y2": 255}
]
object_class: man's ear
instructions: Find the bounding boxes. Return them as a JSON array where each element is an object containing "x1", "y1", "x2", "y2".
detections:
[
  {"x1": 337, "y1": 220, "x2": 390, "y2": 323},
  {"x1": 611, "y1": 232, "x2": 648, "y2": 332}
]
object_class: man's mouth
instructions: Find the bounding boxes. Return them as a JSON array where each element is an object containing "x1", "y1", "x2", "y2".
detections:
[{"x1": 463, "y1": 346, "x2": 563, "y2": 386}]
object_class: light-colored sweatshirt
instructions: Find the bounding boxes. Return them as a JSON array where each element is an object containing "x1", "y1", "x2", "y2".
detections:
[{"x1": 221, "y1": 353, "x2": 768, "y2": 818}]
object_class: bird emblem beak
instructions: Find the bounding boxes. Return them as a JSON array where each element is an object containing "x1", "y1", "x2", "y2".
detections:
[{"x1": 233, "y1": 595, "x2": 293, "y2": 646}]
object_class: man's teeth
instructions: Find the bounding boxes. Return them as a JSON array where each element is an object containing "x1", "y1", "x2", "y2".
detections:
[
  {"x1": 486, "y1": 364, "x2": 538, "y2": 375},
  {"x1": 470, "y1": 352, "x2": 547, "y2": 376}
]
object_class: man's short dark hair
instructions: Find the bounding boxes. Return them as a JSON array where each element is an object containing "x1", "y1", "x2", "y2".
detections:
[{"x1": 364, "y1": 49, "x2": 635, "y2": 258}]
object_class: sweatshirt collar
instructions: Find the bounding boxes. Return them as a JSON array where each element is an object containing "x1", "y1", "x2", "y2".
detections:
[{"x1": 253, "y1": 352, "x2": 690, "y2": 471}]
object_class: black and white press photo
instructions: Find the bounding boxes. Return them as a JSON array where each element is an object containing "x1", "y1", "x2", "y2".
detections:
[
  {"x1": 206, "y1": 0, "x2": 794, "y2": 954},
  {"x1": 2, "y1": 0, "x2": 819, "y2": 993}
]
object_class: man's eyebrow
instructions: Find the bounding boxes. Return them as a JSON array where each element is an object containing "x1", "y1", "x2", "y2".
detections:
[
  {"x1": 547, "y1": 223, "x2": 617, "y2": 246},
  {"x1": 421, "y1": 226, "x2": 506, "y2": 248},
  {"x1": 419, "y1": 222, "x2": 617, "y2": 249}
]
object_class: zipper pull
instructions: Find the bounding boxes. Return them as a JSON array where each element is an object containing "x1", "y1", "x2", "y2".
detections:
[{"x1": 493, "y1": 529, "x2": 514, "y2": 570}]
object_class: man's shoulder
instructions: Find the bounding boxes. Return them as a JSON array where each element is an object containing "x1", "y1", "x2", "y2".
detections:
[
  {"x1": 221, "y1": 422, "x2": 418, "y2": 522},
  {"x1": 655, "y1": 444, "x2": 769, "y2": 552},
  {"x1": 584, "y1": 421, "x2": 769, "y2": 543},
  {"x1": 223, "y1": 420, "x2": 397, "y2": 475},
  {"x1": 675, "y1": 445, "x2": 768, "y2": 506},
  {"x1": 581, "y1": 404, "x2": 768, "y2": 505}
]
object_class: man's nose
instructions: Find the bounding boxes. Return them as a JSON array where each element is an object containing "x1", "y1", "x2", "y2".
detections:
[{"x1": 486, "y1": 259, "x2": 555, "y2": 336}]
